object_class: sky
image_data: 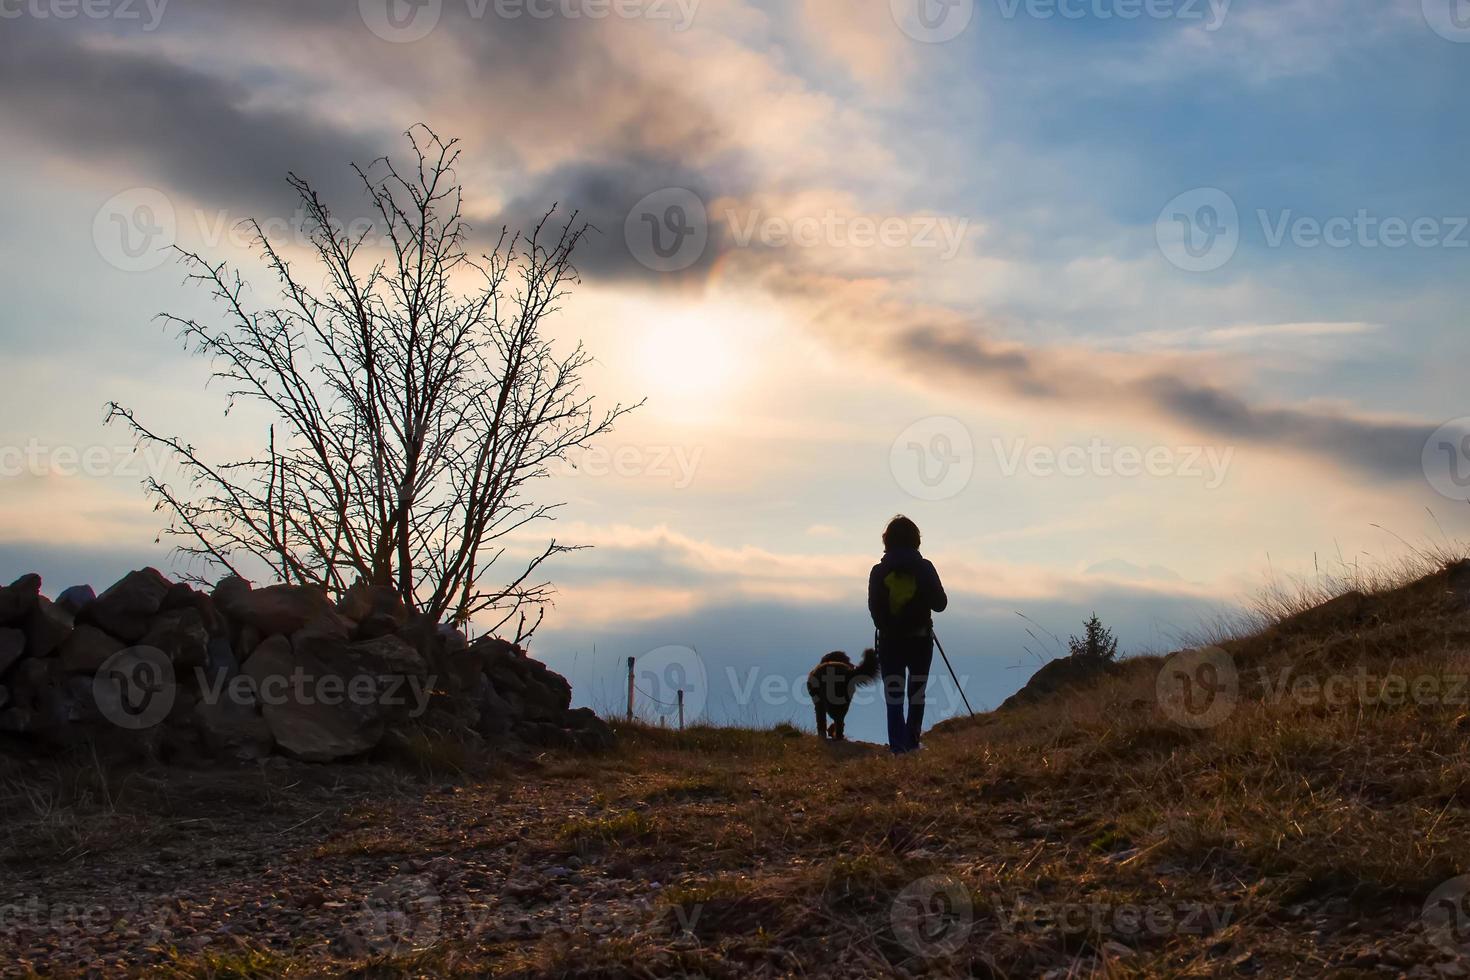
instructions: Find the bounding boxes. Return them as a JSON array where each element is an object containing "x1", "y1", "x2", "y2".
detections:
[{"x1": 1, "y1": 0, "x2": 1468, "y2": 742}]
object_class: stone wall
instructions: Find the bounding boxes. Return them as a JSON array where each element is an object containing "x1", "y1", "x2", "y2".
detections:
[{"x1": 0, "y1": 570, "x2": 612, "y2": 762}]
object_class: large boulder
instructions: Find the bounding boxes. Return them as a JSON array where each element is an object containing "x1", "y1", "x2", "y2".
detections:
[
  {"x1": 55, "y1": 585, "x2": 96, "y2": 618},
  {"x1": 211, "y1": 575, "x2": 252, "y2": 615},
  {"x1": 1, "y1": 658, "x2": 102, "y2": 739},
  {"x1": 160, "y1": 582, "x2": 227, "y2": 637},
  {"x1": 241, "y1": 632, "x2": 427, "y2": 762},
  {"x1": 0, "y1": 574, "x2": 42, "y2": 627},
  {"x1": 223, "y1": 582, "x2": 342, "y2": 638},
  {"x1": 80, "y1": 568, "x2": 171, "y2": 641},
  {"x1": 241, "y1": 634, "x2": 293, "y2": 699},
  {"x1": 473, "y1": 674, "x2": 513, "y2": 736},
  {"x1": 25, "y1": 597, "x2": 73, "y2": 659},
  {"x1": 337, "y1": 580, "x2": 410, "y2": 634},
  {"x1": 140, "y1": 608, "x2": 210, "y2": 671},
  {"x1": 566, "y1": 707, "x2": 615, "y2": 751},
  {"x1": 58, "y1": 625, "x2": 126, "y2": 675},
  {"x1": 193, "y1": 697, "x2": 273, "y2": 761},
  {"x1": 0, "y1": 629, "x2": 25, "y2": 677}
]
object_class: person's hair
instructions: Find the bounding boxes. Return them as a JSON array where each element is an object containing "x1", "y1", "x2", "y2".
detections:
[{"x1": 882, "y1": 515, "x2": 921, "y2": 551}]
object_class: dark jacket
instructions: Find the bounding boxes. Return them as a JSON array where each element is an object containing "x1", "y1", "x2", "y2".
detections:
[{"x1": 868, "y1": 548, "x2": 947, "y2": 637}]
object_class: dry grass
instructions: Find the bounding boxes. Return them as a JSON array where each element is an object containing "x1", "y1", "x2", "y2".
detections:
[{"x1": 12, "y1": 555, "x2": 1470, "y2": 976}]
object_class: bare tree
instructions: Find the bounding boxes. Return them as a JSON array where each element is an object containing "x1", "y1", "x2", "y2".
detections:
[{"x1": 108, "y1": 126, "x2": 639, "y2": 642}]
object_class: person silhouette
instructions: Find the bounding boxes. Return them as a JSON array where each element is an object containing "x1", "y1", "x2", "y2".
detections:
[{"x1": 868, "y1": 515, "x2": 948, "y2": 754}]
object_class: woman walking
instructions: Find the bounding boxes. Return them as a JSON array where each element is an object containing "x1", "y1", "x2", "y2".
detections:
[{"x1": 868, "y1": 515, "x2": 947, "y2": 754}]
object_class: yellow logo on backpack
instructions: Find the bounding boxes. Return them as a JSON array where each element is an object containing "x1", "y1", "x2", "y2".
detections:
[{"x1": 884, "y1": 572, "x2": 918, "y2": 616}]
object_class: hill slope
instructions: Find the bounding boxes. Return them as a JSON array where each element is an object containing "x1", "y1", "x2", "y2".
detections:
[{"x1": 6, "y1": 561, "x2": 1470, "y2": 977}]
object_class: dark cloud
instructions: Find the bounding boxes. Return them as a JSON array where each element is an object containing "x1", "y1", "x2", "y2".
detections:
[
  {"x1": 0, "y1": 8, "x2": 741, "y2": 284},
  {"x1": 1138, "y1": 375, "x2": 1432, "y2": 481},
  {"x1": 889, "y1": 323, "x2": 1440, "y2": 482},
  {"x1": 0, "y1": 22, "x2": 387, "y2": 218},
  {"x1": 897, "y1": 324, "x2": 1062, "y2": 400},
  {"x1": 483, "y1": 155, "x2": 740, "y2": 282}
]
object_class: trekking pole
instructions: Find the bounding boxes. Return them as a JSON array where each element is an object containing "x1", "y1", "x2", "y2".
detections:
[{"x1": 931, "y1": 630, "x2": 976, "y2": 718}]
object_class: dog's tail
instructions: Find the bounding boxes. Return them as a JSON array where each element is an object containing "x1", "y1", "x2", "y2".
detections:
[{"x1": 852, "y1": 648, "x2": 880, "y2": 687}]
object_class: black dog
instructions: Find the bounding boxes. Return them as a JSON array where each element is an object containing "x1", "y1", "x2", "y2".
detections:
[{"x1": 806, "y1": 649, "x2": 879, "y2": 741}]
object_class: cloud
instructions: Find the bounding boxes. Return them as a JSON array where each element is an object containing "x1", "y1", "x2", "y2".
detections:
[
  {"x1": 883, "y1": 320, "x2": 1440, "y2": 482},
  {"x1": 0, "y1": 22, "x2": 386, "y2": 217},
  {"x1": 531, "y1": 521, "x2": 1220, "y2": 629}
]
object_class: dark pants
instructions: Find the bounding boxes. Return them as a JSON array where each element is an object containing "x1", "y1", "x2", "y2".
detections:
[{"x1": 879, "y1": 632, "x2": 933, "y2": 754}]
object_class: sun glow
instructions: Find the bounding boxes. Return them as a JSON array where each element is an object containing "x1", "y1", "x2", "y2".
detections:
[{"x1": 632, "y1": 304, "x2": 753, "y2": 414}]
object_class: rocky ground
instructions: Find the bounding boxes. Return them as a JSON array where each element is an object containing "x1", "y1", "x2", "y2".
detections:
[{"x1": 5, "y1": 560, "x2": 1470, "y2": 977}]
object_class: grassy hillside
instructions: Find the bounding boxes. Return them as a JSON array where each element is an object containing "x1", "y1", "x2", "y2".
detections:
[{"x1": 6, "y1": 557, "x2": 1470, "y2": 977}]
